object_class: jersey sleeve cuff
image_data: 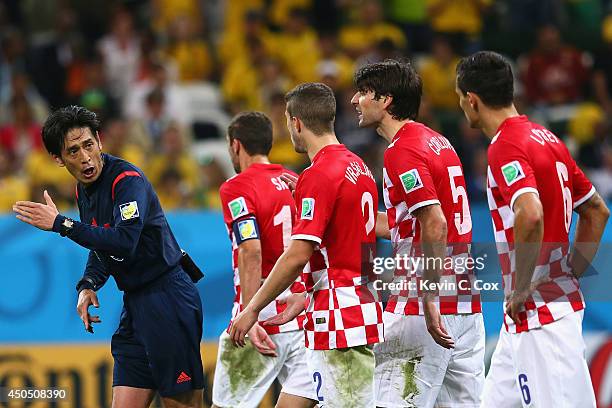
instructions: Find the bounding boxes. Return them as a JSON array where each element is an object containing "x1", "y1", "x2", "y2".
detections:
[
  {"x1": 573, "y1": 186, "x2": 596, "y2": 209},
  {"x1": 291, "y1": 234, "x2": 322, "y2": 244},
  {"x1": 408, "y1": 199, "x2": 440, "y2": 214},
  {"x1": 510, "y1": 187, "x2": 539, "y2": 210},
  {"x1": 52, "y1": 214, "x2": 66, "y2": 233}
]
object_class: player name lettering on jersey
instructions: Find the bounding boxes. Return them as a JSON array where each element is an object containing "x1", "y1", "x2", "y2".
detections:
[
  {"x1": 428, "y1": 135, "x2": 456, "y2": 155},
  {"x1": 529, "y1": 128, "x2": 559, "y2": 145},
  {"x1": 344, "y1": 161, "x2": 375, "y2": 185},
  {"x1": 271, "y1": 176, "x2": 290, "y2": 191}
]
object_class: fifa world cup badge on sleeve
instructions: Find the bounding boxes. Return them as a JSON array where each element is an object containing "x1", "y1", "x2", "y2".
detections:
[
  {"x1": 399, "y1": 169, "x2": 423, "y2": 193},
  {"x1": 228, "y1": 197, "x2": 249, "y2": 220},
  {"x1": 501, "y1": 161, "x2": 525, "y2": 186},
  {"x1": 119, "y1": 201, "x2": 140, "y2": 220},
  {"x1": 301, "y1": 198, "x2": 315, "y2": 220}
]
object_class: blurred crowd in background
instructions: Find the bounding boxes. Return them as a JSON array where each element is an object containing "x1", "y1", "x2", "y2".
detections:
[{"x1": 1, "y1": 0, "x2": 612, "y2": 213}]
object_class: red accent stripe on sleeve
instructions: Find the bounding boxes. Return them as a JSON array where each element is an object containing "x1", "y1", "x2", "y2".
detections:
[
  {"x1": 75, "y1": 185, "x2": 79, "y2": 200},
  {"x1": 111, "y1": 171, "x2": 141, "y2": 200}
]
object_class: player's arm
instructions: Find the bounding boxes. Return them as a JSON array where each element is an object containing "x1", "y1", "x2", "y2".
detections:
[
  {"x1": 570, "y1": 192, "x2": 610, "y2": 278},
  {"x1": 75, "y1": 251, "x2": 108, "y2": 333},
  {"x1": 415, "y1": 204, "x2": 455, "y2": 349},
  {"x1": 376, "y1": 211, "x2": 390, "y2": 239},
  {"x1": 509, "y1": 192, "x2": 544, "y2": 321},
  {"x1": 229, "y1": 239, "x2": 314, "y2": 346},
  {"x1": 237, "y1": 239, "x2": 263, "y2": 307}
]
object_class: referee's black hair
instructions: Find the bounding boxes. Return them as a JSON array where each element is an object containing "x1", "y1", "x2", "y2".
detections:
[
  {"x1": 353, "y1": 59, "x2": 422, "y2": 121},
  {"x1": 227, "y1": 111, "x2": 273, "y2": 156},
  {"x1": 41, "y1": 105, "x2": 101, "y2": 156},
  {"x1": 456, "y1": 51, "x2": 515, "y2": 108}
]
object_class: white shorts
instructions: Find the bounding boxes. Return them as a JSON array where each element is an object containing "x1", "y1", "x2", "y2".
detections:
[
  {"x1": 306, "y1": 345, "x2": 376, "y2": 408},
  {"x1": 482, "y1": 310, "x2": 596, "y2": 408},
  {"x1": 374, "y1": 312, "x2": 485, "y2": 408},
  {"x1": 212, "y1": 330, "x2": 317, "y2": 407}
]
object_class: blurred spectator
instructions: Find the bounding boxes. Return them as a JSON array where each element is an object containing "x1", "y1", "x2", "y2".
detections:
[
  {"x1": 165, "y1": 14, "x2": 213, "y2": 82},
  {"x1": 194, "y1": 156, "x2": 226, "y2": 209},
  {"x1": 593, "y1": 15, "x2": 612, "y2": 116},
  {"x1": 267, "y1": 92, "x2": 307, "y2": 169},
  {"x1": 97, "y1": 8, "x2": 140, "y2": 103},
  {"x1": 124, "y1": 62, "x2": 181, "y2": 122},
  {"x1": 151, "y1": 0, "x2": 202, "y2": 35},
  {"x1": 147, "y1": 122, "x2": 199, "y2": 209},
  {"x1": 24, "y1": 150, "x2": 74, "y2": 211},
  {"x1": 427, "y1": 0, "x2": 491, "y2": 52},
  {"x1": 0, "y1": 71, "x2": 48, "y2": 125},
  {"x1": 0, "y1": 145, "x2": 29, "y2": 212},
  {"x1": 100, "y1": 117, "x2": 145, "y2": 168},
  {"x1": 316, "y1": 32, "x2": 354, "y2": 89},
  {"x1": 222, "y1": 37, "x2": 271, "y2": 112},
  {"x1": 76, "y1": 58, "x2": 119, "y2": 123},
  {"x1": 419, "y1": 35, "x2": 460, "y2": 111},
  {"x1": 567, "y1": 101, "x2": 605, "y2": 168},
  {"x1": 268, "y1": 0, "x2": 312, "y2": 29},
  {"x1": 27, "y1": 6, "x2": 81, "y2": 108},
  {"x1": 128, "y1": 87, "x2": 175, "y2": 152},
  {"x1": 520, "y1": 25, "x2": 590, "y2": 106},
  {"x1": 274, "y1": 8, "x2": 320, "y2": 84},
  {"x1": 218, "y1": 9, "x2": 277, "y2": 69},
  {"x1": 0, "y1": 28, "x2": 27, "y2": 97},
  {"x1": 355, "y1": 38, "x2": 403, "y2": 68},
  {"x1": 0, "y1": 96, "x2": 42, "y2": 167},
  {"x1": 385, "y1": 0, "x2": 431, "y2": 54},
  {"x1": 339, "y1": 0, "x2": 406, "y2": 57}
]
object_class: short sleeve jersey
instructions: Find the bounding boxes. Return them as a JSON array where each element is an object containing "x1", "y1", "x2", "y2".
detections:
[
  {"x1": 220, "y1": 163, "x2": 306, "y2": 335},
  {"x1": 382, "y1": 122, "x2": 481, "y2": 316},
  {"x1": 292, "y1": 144, "x2": 384, "y2": 350},
  {"x1": 487, "y1": 115, "x2": 594, "y2": 333}
]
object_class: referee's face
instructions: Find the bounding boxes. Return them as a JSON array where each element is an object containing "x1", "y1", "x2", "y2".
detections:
[{"x1": 56, "y1": 127, "x2": 104, "y2": 185}]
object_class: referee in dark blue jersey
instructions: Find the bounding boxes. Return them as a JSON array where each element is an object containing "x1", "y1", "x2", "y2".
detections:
[{"x1": 13, "y1": 106, "x2": 204, "y2": 408}]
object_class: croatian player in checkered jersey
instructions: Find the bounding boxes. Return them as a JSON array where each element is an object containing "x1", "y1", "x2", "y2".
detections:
[
  {"x1": 456, "y1": 51, "x2": 609, "y2": 407},
  {"x1": 230, "y1": 83, "x2": 384, "y2": 407},
  {"x1": 213, "y1": 111, "x2": 317, "y2": 408},
  {"x1": 352, "y1": 60, "x2": 485, "y2": 407}
]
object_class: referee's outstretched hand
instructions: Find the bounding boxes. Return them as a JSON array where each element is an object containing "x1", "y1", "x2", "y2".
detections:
[
  {"x1": 13, "y1": 190, "x2": 59, "y2": 231},
  {"x1": 77, "y1": 289, "x2": 102, "y2": 333}
]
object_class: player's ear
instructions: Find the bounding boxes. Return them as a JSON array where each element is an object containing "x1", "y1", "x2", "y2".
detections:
[
  {"x1": 382, "y1": 95, "x2": 393, "y2": 111},
  {"x1": 292, "y1": 116, "x2": 302, "y2": 133},
  {"x1": 95, "y1": 131, "x2": 103, "y2": 151},
  {"x1": 467, "y1": 92, "x2": 479, "y2": 112},
  {"x1": 52, "y1": 154, "x2": 65, "y2": 167}
]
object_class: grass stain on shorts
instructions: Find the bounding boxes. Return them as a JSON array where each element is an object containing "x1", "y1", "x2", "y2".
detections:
[
  {"x1": 326, "y1": 345, "x2": 375, "y2": 407},
  {"x1": 220, "y1": 335, "x2": 274, "y2": 394},
  {"x1": 401, "y1": 354, "x2": 422, "y2": 402}
]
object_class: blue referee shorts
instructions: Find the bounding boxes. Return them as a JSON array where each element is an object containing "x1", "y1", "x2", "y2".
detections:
[{"x1": 111, "y1": 267, "x2": 204, "y2": 397}]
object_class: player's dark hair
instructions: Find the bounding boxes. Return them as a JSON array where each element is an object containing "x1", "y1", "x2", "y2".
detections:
[
  {"x1": 227, "y1": 111, "x2": 273, "y2": 156},
  {"x1": 41, "y1": 105, "x2": 101, "y2": 156},
  {"x1": 353, "y1": 59, "x2": 422, "y2": 121},
  {"x1": 456, "y1": 51, "x2": 514, "y2": 108},
  {"x1": 285, "y1": 82, "x2": 336, "y2": 135}
]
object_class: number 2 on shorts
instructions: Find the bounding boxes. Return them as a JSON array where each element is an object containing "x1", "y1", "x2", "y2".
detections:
[{"x1": 313, "y1": 371, "x2": 324, "y2": 402}]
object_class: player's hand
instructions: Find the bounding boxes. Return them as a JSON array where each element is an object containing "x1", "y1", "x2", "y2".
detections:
[
  {"x1": 505, "y1": 289, "x2": 530, "y2": 326},
  {"x1": 263, "y1": 292, "x2": 306, "y2": 326},
  {"x1": 248, "y1": 323, "x2": 277, "y2": 357},
  {"x1": 280, "y1": 173, "x2": 298, "y2": 193},
  {"x1": 77, "y1": 289, "x2": 101, "y2": 333},
  {"x1": 229, "y1": 306, "x2": 258, "y2": 347},
  {"x1": 13, "y1": 190, "x2": 59, "y2": 231},
  {"x1": 423, "y1": 294, "x2": 454, "y2": 349}
]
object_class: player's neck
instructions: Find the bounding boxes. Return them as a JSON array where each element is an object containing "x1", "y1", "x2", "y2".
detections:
[
  {"x1": 481, "y1": 105, "x2": 520, "y2": 138},
  {"x1": 241, "y1": 155, "x2": 270, "y2": 171},
  {"x1": 377, "y1": 116, "x2": 412, "y2": 143},
  {"x1": 306, "y1": 133, "x2": 340, "y2": 161}
]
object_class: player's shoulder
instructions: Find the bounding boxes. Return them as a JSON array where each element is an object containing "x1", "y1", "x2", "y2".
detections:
[
  {"x1": 220, "y1": 172, "x2": 251, "y2": 198},
  {"x1": 105, "y1": 154, "x2": 147, "y2": 188}
]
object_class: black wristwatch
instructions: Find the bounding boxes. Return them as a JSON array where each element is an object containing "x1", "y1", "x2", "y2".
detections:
[
  {"x1": 53, "y1": 215, "x2": 75, "y2": 237},
  {"x1": 76, "y1": 277, "x2": 96, "y2": 293}
]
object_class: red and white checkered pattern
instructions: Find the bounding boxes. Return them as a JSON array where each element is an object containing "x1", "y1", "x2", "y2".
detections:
[
  {"x1": 292, "y1": 144, "x2": 384, "y2": 350},
  {"x1": 220, "y1": 164, "x2": 306, "y2": 335},
  {"x1": 382, "y1": 122, "x2": 481, "y2": 316},
  {"x1": 486, "y1": 115, "x2": 595, "y2": 333},
  {"x1": 487, "y1": 167, "x2": 585, "y2": 333}
]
